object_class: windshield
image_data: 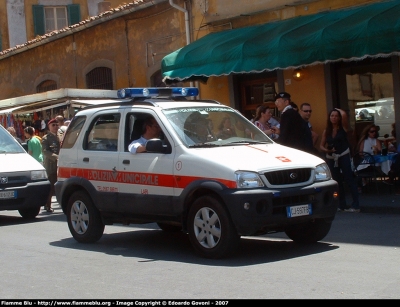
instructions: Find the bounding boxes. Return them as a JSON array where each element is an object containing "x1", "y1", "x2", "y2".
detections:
[
  {"x1": 163, "y1": 106, "x2": 272, "y2": 147},
  {"x1": 0, "y1": 126, "x2": 26, "y2": 153}
]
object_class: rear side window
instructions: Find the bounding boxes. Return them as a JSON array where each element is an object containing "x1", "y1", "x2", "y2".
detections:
[
  {"x1": 85, "y1": 114, "x2": 120, "y2": 151},
  {"x1": 61, "y1": 116, "x2": 86, "y2": 149}
]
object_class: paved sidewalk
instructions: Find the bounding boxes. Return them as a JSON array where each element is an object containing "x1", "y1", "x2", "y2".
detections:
[{"x1": 346, "y1": 183, "x2": 400, "y2": 214}]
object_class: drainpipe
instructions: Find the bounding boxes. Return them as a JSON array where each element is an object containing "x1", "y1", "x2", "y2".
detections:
[
  {"x1": 169, "y1": 0, "x2": 195, "y2": 89},
  {"x1": 169, "y1": 0, "x2": 190, "y2": 46}
]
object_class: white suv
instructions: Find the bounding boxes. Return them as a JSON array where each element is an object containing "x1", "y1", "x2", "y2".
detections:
[{"x1": 55, "y1": 87, "x2": 338, "y2": 259}]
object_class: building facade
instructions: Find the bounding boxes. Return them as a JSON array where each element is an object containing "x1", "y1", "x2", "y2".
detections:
[{"x1": 0, "y1": 0, "x2": 399, "y2": 150}]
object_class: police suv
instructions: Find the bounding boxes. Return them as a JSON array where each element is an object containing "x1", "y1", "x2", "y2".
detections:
[{"x1": 55, "y1": 87, "x2": 338, "y2": 259}]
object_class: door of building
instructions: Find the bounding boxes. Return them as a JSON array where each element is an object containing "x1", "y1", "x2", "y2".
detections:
[
  {"x1": 335, "y1": 58, "x2": 394, "y2": 151},
  {"x1": 239, "y1": 77, "x2": 278, "y2": 121}
]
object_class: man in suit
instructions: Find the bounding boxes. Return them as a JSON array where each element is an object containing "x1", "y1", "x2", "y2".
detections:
[{"x1": 273, "y1": 92, "x2": 314, "y2": 154}]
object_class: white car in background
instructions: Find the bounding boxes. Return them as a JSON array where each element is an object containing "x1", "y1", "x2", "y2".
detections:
[{"x1": 0, "y1": 125, "x2": 51, "y2": 218}]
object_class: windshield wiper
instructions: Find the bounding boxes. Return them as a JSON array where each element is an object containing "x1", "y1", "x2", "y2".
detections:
[
  {"x1": 223, "y1": 140, "x2": 270, "y2": 145},
  {"x1": 188, "y1": 143, "x2": 220, "y2": 148}
]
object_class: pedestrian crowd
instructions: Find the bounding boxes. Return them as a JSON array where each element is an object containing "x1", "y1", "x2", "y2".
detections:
[
  {"x1": 6, "y1": 114, "x2": 69, "y2": 213},
  {"x1": 251, "y1": 91, "x2": 399, "y2": 212}
]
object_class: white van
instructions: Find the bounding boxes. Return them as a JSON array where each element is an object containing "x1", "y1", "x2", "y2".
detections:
[
  {"x1": 55, "y1": 87, "x2": 339, "y2": 259},
  {"x1": 0, "y1": 125, "x2": 50, "y2": 218}
]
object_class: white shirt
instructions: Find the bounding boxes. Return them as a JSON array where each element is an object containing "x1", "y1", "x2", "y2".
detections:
[
  {"x1": 362, "y1": 137, "x2": 377, "y2": 155},
  {"x1": 128, "y1": 136, "x2": 148, "y2": 154}
]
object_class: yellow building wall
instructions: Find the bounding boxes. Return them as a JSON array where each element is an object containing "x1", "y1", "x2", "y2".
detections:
[
  {"x1": 199, "y1": 77, "x2": 231, "y2": 106},
  {"x1": 283, "y1": 66, "x2": 328, "y2": 146},
  {"x1": 0, "y1": 1, "x2": 180, "y2": 98},
  {"x1": 0, "y1": 0, "x2": 388, "y2": 142}
]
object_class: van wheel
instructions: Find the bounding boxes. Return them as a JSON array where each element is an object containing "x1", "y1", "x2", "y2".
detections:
[
  {"x1": 285, "y1": 219, "x2": 332, "y2": 243},
  {"x1": 187, "y1": 196, "x2": 240, "y2": 259},
  {"x1": 67, "y1": 191, "x2": 105, "y2": 243},
  {"x1": 18, "y1": 206, "x2": 41, "y2": 219},
  {"x1": 157, "y1": 222, "x2": 182, "y2": 232}
]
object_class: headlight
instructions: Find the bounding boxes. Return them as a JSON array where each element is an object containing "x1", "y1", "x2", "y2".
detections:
[
  {"x1": 235, "y1": 171, "x2": 264, "y2": 188},
  {"x1": 314, "y1": 163, "x2": 331, "y2": 181},
  {"x1": 31, "y1": 170, "x2": 48, "y2": 181}
]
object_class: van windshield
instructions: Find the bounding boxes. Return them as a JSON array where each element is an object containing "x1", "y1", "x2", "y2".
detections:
[
  {"x1": 0, "y1": 126, "x2": 26, "y2": 153},
  {"x1": 163, "y1": 106, "x2": 273, "y2": 147}
]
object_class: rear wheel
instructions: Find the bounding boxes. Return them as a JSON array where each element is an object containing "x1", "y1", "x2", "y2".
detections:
[
  {"x1": 66, "y1": 191, "x2": 105, "y2": 243},
  {"x1": 187, "y1": 195, "x2": 240, "y2": 259},
  {"x1": 18, "y1": 207, "x2": 41, "y2": 219},
  {"x1": 285, "y1": 219, "x2": 332, "y2": 243}
]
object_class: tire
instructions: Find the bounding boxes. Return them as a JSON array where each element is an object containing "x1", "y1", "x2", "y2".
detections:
[
  {"x1": 66, "y1": 191, "x2": 105, "y2": 243},
  {"x1": 284, "y1": 219, "x2": 332, "y2": 243},
  {"x1": 18, "y1": 207, "x2": 41, "y2": 219},
  {"x1": 157, "y1": 222, "x2": 182, "y2": 232},
  {"x1": 187, "y1": 195, "x2": 240, "y2": 259}
]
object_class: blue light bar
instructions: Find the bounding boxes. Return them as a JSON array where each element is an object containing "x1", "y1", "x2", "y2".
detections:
[{"x1": 117, "y1": 87, "x2": 199, "y2": 98}]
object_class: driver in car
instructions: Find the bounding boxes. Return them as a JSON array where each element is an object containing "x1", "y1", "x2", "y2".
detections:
[{"x1": 184, "y1": 112, "x2": 214, "y2": 144}]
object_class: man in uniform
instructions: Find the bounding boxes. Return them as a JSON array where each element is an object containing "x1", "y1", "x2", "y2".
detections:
[
  {"x1": 41, "y1": 118, "x2": 60, "y2": 212},
  {"x1": 273, "y1": 92, "x2": 314, "y2": 154}
]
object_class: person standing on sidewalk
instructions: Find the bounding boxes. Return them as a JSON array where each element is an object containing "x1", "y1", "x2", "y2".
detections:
[
  {"x1": 24, "y1": 126, "x2": 43, "y2": 164},
  {"x1": 320, "y1": 108, "x2": 360, "y2": 213},
  {"x1": 273, "y1": 92, "x2": 314, "y2": 153},
  {"x1": 41, "y1": 118, "x2": 60, "y2": 213},
  {"x1": 299, "y1": 103, "x2": 319, "y2": 147}
]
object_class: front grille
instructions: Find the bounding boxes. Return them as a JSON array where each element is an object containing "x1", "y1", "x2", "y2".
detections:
[
  {"x1": 264, "y1": 168, "x2": 311, "y2": 185},
  {"x1": 0, "y1": 173, "x2": 29, "y2": 189}
]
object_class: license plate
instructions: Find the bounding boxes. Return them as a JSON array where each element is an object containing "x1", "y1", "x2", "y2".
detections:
[
  {"x1": 0, "y1": 190, "x2": 17, "y2": 199},
  {"x1": 286, "y1": 204, "x2": 312, "y2": 218}
]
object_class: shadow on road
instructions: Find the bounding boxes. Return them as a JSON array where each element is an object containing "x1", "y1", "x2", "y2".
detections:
[{"x1": 49, "y1": 228, "x2": 338, "y2": 266}]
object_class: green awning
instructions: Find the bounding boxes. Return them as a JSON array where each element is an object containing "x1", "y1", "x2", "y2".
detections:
[{"x1": 162, "y1": 0, "x2": 400, "y2": 82}]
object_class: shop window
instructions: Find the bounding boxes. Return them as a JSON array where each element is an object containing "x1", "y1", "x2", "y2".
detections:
[
  {"x1": 36, "y1": 80, "x2": 57, "y2": 93},
  {"x1": 86, "y1": 67, "x2": 113, "y2": 90},
  {"x1": 240, "y1": 79, "x2": 278, "y2": 120},
  {"x1": 359, "y1": 74, "x2": 373, "y2": 97},
  {"x1": 33, "y1": 4, "x2": 81, "y2": 36}
]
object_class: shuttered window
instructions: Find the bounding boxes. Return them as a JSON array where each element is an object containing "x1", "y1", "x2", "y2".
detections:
[{"x1": 33, "y1": 4, "x2": 81, "y2": 36}]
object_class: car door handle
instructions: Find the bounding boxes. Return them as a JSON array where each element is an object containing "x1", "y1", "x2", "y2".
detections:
[
  {"x1": 83, "y1": 157, "x2": 89, "y2": 162},
  {"x1": 122, "y1": 160, "x2": 130, "y2": 165}
]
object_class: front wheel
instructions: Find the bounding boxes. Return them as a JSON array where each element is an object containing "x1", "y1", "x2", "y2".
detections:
[
  {"x1": 187, "y1": 196, "x2": 240, "y2": 259},
  {"x1": 66, "y1": 191, "x2": 105, "y2": 243},
  {"x1": 285, "y1": 219, "x2": 332, "y2": 243}
]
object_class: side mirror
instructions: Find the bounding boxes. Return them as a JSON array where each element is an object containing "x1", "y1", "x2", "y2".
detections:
[{"x1": 146, "y1": 139, "x2": 169, "y2": 153}]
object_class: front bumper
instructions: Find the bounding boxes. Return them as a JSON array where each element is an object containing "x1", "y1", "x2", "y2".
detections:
[
  {"x1": 220, "y1": 180, "x2": 338, "y2": 235},
  {"x1": 0, "y1": 181, "x2": 51, "y2": 210}
]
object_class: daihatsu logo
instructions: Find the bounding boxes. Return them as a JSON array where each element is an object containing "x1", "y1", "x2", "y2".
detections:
[{"x1": 289, "y1": 173, "x2": 298, "y2": 180}]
